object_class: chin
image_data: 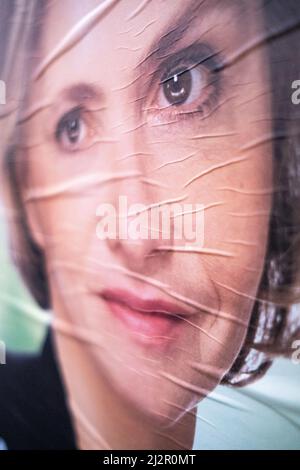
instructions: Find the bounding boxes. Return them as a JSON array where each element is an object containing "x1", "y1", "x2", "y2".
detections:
[{"x1": 95, "y1": 350, "x2": 198, "y2": 426}]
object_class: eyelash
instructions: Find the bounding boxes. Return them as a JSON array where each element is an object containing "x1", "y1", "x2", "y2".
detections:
[{"x1": 54, "y1": 43, "x2": 222, "y2": 152}]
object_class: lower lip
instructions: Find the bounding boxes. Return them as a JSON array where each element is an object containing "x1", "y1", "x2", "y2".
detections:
[{"x1": 104, "y1": 299, "x2": 183, "y2": 348}]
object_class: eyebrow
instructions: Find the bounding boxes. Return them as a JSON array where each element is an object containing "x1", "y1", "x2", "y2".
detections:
[
  {"x1": 137, "y1": 0, "x2": 239, "y2": 71},
  {"x1": 136, "y1": 0, "x2": 208, "y2": 70},
  {"x1": 62, "y1": 82, "x2": 103, "y2": 102}
]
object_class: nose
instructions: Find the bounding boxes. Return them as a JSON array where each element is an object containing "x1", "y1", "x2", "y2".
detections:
[
  {"x1": 105, "y1": 126, "x2": 174, "y2": 273},
  {"x1": 107, "y1": 166, "x2": 172, "y2": 273}
]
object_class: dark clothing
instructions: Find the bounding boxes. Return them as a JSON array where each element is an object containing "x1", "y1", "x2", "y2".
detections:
[{"x1": 0, "y1": 330, "x2": 76, "y2": 449}]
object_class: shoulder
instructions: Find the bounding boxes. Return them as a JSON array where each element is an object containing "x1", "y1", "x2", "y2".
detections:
[{"x1": 0, "y1": 330, "x2": 76, "y2": 449}]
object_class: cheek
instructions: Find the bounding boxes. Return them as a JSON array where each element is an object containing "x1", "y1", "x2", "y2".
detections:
[
  {"x1": 181, "y1": 151, "x2": 272, "y2": 365},
  {"x1": 24, "y1": 193, "x2": 100, "y2": 303}
]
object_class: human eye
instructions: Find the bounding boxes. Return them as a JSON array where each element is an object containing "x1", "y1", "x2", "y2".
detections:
[
  {"x1": 150, "y1": 43, "x2": 222, "y2": 121},
  {"x1": 55, "y1": 106, "x2": 94, "y2": 153}
]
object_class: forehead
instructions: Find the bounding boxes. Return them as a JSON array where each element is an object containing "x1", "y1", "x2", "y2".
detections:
[
  {"x1": 28, "y1": 0, "x2": 263, "y2": 107},
  {"x1": 39, "y1": 0, "x2": 256, "y2": 68}
]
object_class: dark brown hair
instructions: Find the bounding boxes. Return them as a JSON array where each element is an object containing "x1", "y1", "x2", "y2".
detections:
[{"x1": 1, "y1": 0, "x2": 300, "y2": 386}]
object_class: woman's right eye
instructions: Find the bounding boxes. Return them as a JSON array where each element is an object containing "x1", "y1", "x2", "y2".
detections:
[{"x1": 55, "y1": 107, "x2": 89, "y2": 152}]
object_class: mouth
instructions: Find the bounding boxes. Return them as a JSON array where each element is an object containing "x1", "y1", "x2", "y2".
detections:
[{"x1": 100, "y1": 288, "x2": 190, "y2": 348}]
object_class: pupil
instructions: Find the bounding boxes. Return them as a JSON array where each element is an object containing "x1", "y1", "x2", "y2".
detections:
[
  {"x1": 163, "y1": 70, "x2": 192, "y2": 105},
  {"x1": 67, "y1": 118, "x2": 80, "y2": 143}
]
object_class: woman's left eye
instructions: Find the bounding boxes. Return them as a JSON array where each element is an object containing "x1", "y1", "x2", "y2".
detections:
[
  {"x1": 159, "y1": 65, "x2": 209, "y2": 109},
  {"x1": 151, "y1": 44, "x2": 221, "y2": 119}
]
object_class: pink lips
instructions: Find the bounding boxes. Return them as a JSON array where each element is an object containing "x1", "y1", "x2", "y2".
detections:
[{"x1": 101, "y1": 289, "x2": 188, "y2": 347}]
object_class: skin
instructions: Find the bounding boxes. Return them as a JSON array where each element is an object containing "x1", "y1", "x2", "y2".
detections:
[{"x1": 17, "y1": 0, "x2": 273, "y2": 449}]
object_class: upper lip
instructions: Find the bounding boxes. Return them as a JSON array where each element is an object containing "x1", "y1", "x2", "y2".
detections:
[{"x1": 100, "y1": 288, "x2": 192, "y2": 318}]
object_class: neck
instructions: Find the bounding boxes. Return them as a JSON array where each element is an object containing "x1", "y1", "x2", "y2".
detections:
[{"x1": 53, "y1": 330, "x2": 196, "y2": 450}]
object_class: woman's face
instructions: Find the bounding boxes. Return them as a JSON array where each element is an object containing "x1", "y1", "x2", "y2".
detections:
[{"x1": 21, "y1": 0, "x2": 272, "y2": 423}]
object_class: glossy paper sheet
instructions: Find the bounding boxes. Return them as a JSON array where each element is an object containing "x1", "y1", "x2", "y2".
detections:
[{"x1": 0, "y1": 0, "x2": 300, "y2": 451}]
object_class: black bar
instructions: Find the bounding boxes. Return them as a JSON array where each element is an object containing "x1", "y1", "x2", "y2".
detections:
[{"x1": 0, "y1": 450, "x2": 299, "y2": 466}]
